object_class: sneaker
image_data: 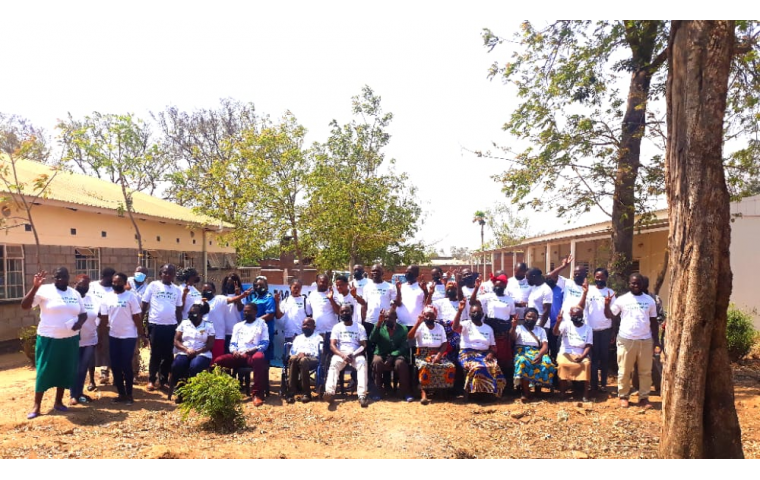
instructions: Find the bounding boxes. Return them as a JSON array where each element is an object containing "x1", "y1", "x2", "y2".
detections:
[
  {"x1": 286, "y1": 396, "x2": 296, "y2": 404},
  {"x1": 126, "y1": 396, "x2": 134, "y2": 406},
  {"x1": 323, "y1": 392, "x2": 334, "y2": 403},
  {"x1": 370, "y1": 393, "x2": 382, "y2": 401},
  {"x1": 111, "y1": 396, "x2": 127, "y2": 404},
  {"x1": 300, "y1": 395, "x2": 311, "y2": 404},
  {"x1": 253, "y1": 396, "x2": 265, "y2": 407},
  {"x1": 405, "y1": 396, "x2": 414, "y2": 403},
  {"x1": 359, "y1": 396, "x2": 369, "y2": 408},
  {"x1": 639, "y1": 398, "x2": 653, "y2": 410},
  {"x1": 598, "y1": 386, "x2": 608, "y2": 393}
]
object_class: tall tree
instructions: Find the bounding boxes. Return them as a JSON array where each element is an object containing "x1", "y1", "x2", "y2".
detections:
[
  {"x1": 307, "y1": 86, "x2": 426, "y2": 271},
  {"x1": 660, "y1": 20, "x2": 743, "y2": 459},
  {"x1": 58, "y1": 112, "x2": 169, "y2": 263},
  {"x1": 0, "y1": 114, "x2": 61, "y2": 268},
  {"x1": 483, "y1": 202, "x2": 530, "y2": 248}
]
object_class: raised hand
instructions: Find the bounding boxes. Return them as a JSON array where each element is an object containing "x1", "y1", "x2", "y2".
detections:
[
  {"x1": 274, "y1": 291, "x2": 281, "y2": 303},
  {"x1": 327, "y1": 287, "x2": 334, "y2": 300},
  {"x1": 458, "y1": 298, "x2": 466, "y2": 311},
  {"x1": 475, "y1": 277, "x2": 482, "y2": 289},
  {"x1": 349, "y1": 284, "x2": 358, "y2": 297},
  {"x1": 395, "y1": 280, "x2": 402, "y2": 291},
  {"x1": 562, "y1": 255, "x2": 574, "y2": 268},
  {"x1": 604, "y1": 291, "x2": 614, "y2": 305},
  {"x1": 33, "y1": 271, "x2": 47, "y2": 288},
  {"x1": 582, "y1": 278, "x2": 589, "y2": 294}
]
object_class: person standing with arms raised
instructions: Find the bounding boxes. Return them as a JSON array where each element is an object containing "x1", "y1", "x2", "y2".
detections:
[{"x1": 394, "y1": 265, "x2": 428, "y2": 329}]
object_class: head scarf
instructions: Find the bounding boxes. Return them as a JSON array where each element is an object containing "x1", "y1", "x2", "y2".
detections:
[
  {"x1": 490, "y1": 273, "x2": 509, "y2": 284},
  {"x1": 422, "y1": 304, "x2": 438, "y2": 318}
]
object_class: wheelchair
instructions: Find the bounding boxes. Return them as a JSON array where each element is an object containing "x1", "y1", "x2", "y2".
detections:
[{"x1": 280, "y1": 341, "x2": 326, "y2": 400}]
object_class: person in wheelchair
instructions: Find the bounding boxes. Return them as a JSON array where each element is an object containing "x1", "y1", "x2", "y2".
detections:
[
  {"x1": 369, "y1": 305, "x2": 412, "y2": 402},
  {"x1": 324, "y1": 304, "x2": 369, "y2": 407},
  {"x1": 285, "y1": 317, "x2": 323, "y2": 403},
  {"x1": 407, "y1": 305, "x2": 455, "y2": 405}
]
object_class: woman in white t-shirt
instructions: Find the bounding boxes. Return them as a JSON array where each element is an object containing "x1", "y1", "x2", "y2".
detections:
[
  {"x1": 21, "y1": 268, "x2": 87, "y2": 419},
  {"x1": 553, "y1": 306, "x2": 593, "y2": 402},
  {"x1": 70, "y1": 275, "x2": 100, "y2": 405},
  {"x1": 452, "y1": 299, "x2": 506, "y2": 399},
  {"x1": 201, "y1": 281, "x2": 252, "y2": 360},
  {"x1": 169, "y1": 301, "x2": 215, "y2": 401},
  {"x1": 407, "y1": 305, "x2": 454, "y2": 404},
  {"x1": 511, "y1": 307, "x2": 557, "y2": 402}
]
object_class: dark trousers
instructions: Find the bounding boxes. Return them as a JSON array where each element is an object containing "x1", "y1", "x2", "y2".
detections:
[
  {"x1": 70, "y1": 345, "x2": 96, "y2": 399},
  {"x1": 224, "y1": 334, "x2": 232, "y2": 354},
  {"x1": 544, "y1": 327, "x2": 559, "y2": 361},
  {"x1": 288, "y1": 355, "x2": 319, "y2": 394},
  {"x1": 371, "y1": 355, "x2": 411, "y2": 397},
  {"x1": 591, "y1": 328, "x2": 613, "y2": 389},
  {"x1": 171, "y1": 354, "x2": 211, "y2": 384},
  {"x1": 213, "y1": 351, "x2": 268, "y2": 398},
  {"x1": 148, "y1": 324, "x2": 177, "y2": 385},
  {"x1": 110, "y1": 337, "x2": 138, "y2": 397}
]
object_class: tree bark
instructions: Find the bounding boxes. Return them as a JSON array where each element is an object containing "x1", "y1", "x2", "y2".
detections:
[
  {"x1": 660, "y1": 20, "x2": 743, "y2": 459},
  {"x1": 609, "y1": 21, "x2": 663, "y2": 290}
]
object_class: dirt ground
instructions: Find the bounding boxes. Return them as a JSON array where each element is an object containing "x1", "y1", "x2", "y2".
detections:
[{"x1": 1, "y1": 349, "x2": 759, "y2": 459}]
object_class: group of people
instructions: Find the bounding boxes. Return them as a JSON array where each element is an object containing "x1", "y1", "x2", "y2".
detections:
[{"x1": 24, "y1": 257, "x2": 661, "y2": 419}]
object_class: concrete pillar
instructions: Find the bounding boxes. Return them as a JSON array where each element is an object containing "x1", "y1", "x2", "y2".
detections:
[{"x1": 570, "y1": 240, "x2": 577, "y2": 272}]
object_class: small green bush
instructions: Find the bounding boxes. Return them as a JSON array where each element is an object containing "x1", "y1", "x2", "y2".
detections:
[
  {"x1": 19, "y1": 325, "x2": 37, "y2": 366},
  {"x1": 175, "y1": 366, "x2": 246, "y2": 432},
  {"x1": 726, "y1": 305, "x2": 757, "y2": 362}
]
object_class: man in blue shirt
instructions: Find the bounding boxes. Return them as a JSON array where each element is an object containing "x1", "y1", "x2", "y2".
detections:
[{"x1": 246, "y1": 276, "x2": 276, "y2": 363}]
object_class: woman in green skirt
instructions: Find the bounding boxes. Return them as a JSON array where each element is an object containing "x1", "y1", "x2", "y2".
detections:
[{"x1": 21, "y1": 268, "x2": 87, "y2": 419}]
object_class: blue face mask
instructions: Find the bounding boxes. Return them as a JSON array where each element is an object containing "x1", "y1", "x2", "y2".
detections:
[{"x1": 134, "y1": 272, "x2": 147, "y2": 282}]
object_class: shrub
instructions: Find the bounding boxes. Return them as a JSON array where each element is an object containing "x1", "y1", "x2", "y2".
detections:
[
  {"x1": 175, "y1": 366, "x2": 246, "y2": 432},
  {"x1": 19, "y1": 325, "x2": 37, "y2": 366},
  {"x1": 726, "y1": 305, "x2": 757, "y2": 362}
]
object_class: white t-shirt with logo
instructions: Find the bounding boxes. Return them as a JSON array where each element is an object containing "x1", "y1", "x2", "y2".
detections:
[
  {"x1": 611, "y1": 292, "x2": 657, "y2": 340},
  {"x1": 305, "y1": 291, "x2": 337, "y2": 334},
  {"x1": 79, "y1": 292, "x2": 100, "y2": 347},
  {"x1": 558, "y1": 320, "x2": 593, "y2": 356},
  {"x1": 127, "y1": 277, "x2": 148, "y2": 301},
  {"x1": 397, "y1": 282, "x2": 425, "y2": 327},
  {"x1": 527, "y1": 283, "x2": 554, "y2": 318},
  {"x1": 279, "y1": 294, "x2": 307, "y2": 339},
  {"x1": 88, "y1": 282, "x2": 114, "y2": 303},
  {"x1": 143, "y1": 281, "x2": 183, "y2": 325},
  {"x1": 333, "y1": 291, "x2": 357, "y2": 317},
  {"x1": 557, "y1": 276, "x2": 585, "y2": 321},
  {"x1": 330, "y1": 321, "x2": 367, "y2": 354},
  {"x1": 230, "y1": 318, "x2": 269, "y2": 354},
  {"x1": 205, "y1": 295, "x2": 229, "y2": 341},
  {"x1": 585, "y1": 285, "x2": 615, "y2": 330},
  {"x1": 180, "y1": 284, "x2": 203, "y2": 320},
  {"x1": 33, "y1": 284, "x2": 86, "y2": 339},
  {"x1": 176, "y1": 319, "x2": 215, "y2": 359},
  {"x1": 100, "y1": 290, "x2": 142, "y2": 339},
  {"x1": 361, "y1": 281, "x2": 395, "y2": 324},
  {"x1": 514, "y1": 324, "x2": 548, "y2": 348},
  {"x1": 415, "y1": 322, "x2": 447, "y2": 348},
  {"x1": 433, "y1": 298, "x2": 470, "y2": 323},
  {"x1": 290, "y1": 332, "x2": 323, "y2": 358},
  {"x1": 427, "y1": 282, "x2": 447, "y2": 302},
  {"x1": 459, "y1": 320, "x2": 496, "y2": 351},
  {"x1": 481, "y1": 293, "x2": 516, "y2": 321},
  {"x1": 224, "y1": 294, "x2": 243, "y2": 336},
  {"x1": 507, "y1": 276, "x2": 531, "y2": 318}
]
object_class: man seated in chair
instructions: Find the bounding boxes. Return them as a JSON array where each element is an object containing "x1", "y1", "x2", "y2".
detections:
[
  {"x1": 286, "y1": 317, "x2": 323, "y2": 404},
  {"x1": 369, "y1": 306, "x2": 412, "y2": 402},
  {"x1": 324, "y1": 304, "x2": 369, "y2": 407},
  {"x1": 212, "y1": 304, "x2": 269, "y2": 407}
]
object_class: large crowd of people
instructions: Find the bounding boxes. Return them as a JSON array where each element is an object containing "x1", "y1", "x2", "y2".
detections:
[{"x1": 23, "y1": 257, "x2": 663, "y2": 419}]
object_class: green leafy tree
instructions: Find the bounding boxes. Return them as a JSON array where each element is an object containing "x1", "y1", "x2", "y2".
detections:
[
  {"x1": 0, "y1": 114, "x2": 62, "y2": 268},
  {"x1": 307, "y1": 86, "x2": 426, "y2": 271},
  {"x1": 58, "y1": 112, "x2": 170, "y2": 262},
  {"x1": 483, "y1": 202, "x2": 530, "y2": 248}
]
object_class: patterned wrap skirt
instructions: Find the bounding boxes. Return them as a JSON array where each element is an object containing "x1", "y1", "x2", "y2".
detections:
[
  {"x1": 440, "y1": 320, "x2": 460, "y2": 364},
  {"x1": 415, "y1": 347, "x2": 456, "y2": 390},
  {"x1": 458, "y1": 348, "x2": 506, "y2": 396},
  {"x1": 513, "y1": 345, "x2": 557, "y2": 386}
]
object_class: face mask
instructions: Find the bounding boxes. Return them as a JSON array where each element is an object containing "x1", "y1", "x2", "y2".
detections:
[
  {"x1": 406, "y1": 274, "x2": 418, "y2": 283},
  {"x1": 471, "y1": 312, "x2": 484, "y2": 322},
  {"x1": 76, "y1": 286, "x2": 88, "y2": 296},
  {"x1": 463, "y1": 277, "x2": 475, "y2": 288},
  {"x1": 431, "y1": 274, "x2": 441, "y2": 282},
  {"x1": 527, "y1": 277, "x2": 535, "y2": 287},
  {"x1": 524, "y1": 320, "x2": 536, "y2": 330},
  {"x1": 595, "y1": 280, "x2": 607, "y2": 289},
  {"x1": 134, "y1": 272, "x2": 147, "y2": 283},
  {"x1": 571, "y1": 316, "x2": 584, "y2": 327},
  {"x1": 386, "y1": 320, "x2": 396, "y2": 328},
  {"x1": 424, "y1": 319, "x2": 436, "y2": 327},
  {"x1": 574, "y1": 275, "x2": 585, "y2": 285},
  {"x1": 189, "y1": 312, "x2": 200, "y2": 322},
  {"x1": 493, "y1": 286, "x2": 505, "y2": 296},
  {"x1": 446, "y1": 290, "x2": 457, "y2": 300},
  {"x1": 354, "y1": 270, "x2": 364, "y2": 280},
  {"x1": 202, "y1": 291, "x2": 214, "y2": 300},
  {"x1": 113, "y1": 285, "x2": 125, "y2": 294},
  {"x1": 302, "y1": 327, "x2": 314, "y2": 337},
  {"x1": 340, "y1": 313, "x2": 352, "y2": 322},
  {"x1": 256, "y1": 286, "x2": 268, "y2": 295},
  {"x1": 244, "y1": 314, "x2": 256, "y2": 323}
]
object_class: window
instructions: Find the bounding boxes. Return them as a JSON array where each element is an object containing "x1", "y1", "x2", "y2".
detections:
[
  {"x1": 24, "y1": 224, "x2": 32, "y2": 232},
  {"x1": 239, "y1": 268, "x2": 259, "y2": 284},
  {"x1": 143, "y1": 250, "x2": 159, "y2": 278},
  {"x1": 630, "y1": 260, "x2": 641, "y2": 274},
  {"x1": 70, "y1": 228, "x2": 77, "y2": 235},
  {"x1": 75, "y1": 247, "x2": 100, "y2": 280},
  {"x1": 223, "y1": 253, "x2": 236, "y2": 269},
  {"x1": 0, "y1": 244, "x2": 25, "y2": 300},
  {"x1": 181, "y1": 252, "x2": 194, "y2": 269},
  {"x1": 101, "y1": 231, "x2": 107, "y2": 238},
  {"x1": 207, "y1": 253, "x2": 222, "y2": 270}
]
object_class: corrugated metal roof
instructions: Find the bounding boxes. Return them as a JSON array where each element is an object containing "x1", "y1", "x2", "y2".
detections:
[{"x1": 0, "y1": 157, "x2": 233, "y2": 228}]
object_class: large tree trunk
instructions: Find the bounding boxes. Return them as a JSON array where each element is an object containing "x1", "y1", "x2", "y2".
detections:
[
  {"x1": 609, "y1": 21, "x2": 662, "y2": 290},
  {"x1": 660, "y1": 20, "x2": 743, "y2": 459}
]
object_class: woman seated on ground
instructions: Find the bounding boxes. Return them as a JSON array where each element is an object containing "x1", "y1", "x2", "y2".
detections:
[
  {"x1": 407, "y1": 305, "x2": 455, "y2": 405},
  {"x1": 169, "y1": 301, "x2": 214, "y2": 401},
  {"x1": 452, "y1": 299, "x2": 506, "y2": 399},
  {"x1": 511, "y1": 307, "x2": 557, "y2": 402},
  {"x1": 554, "y1": 306, "x2": 593, "y2": 402}
]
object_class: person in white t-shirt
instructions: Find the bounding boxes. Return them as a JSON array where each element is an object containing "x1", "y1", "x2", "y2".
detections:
[
  {"x1": 577, "y1": 267, "x2": 616, "y2": 393},
  {"x1": 427, "y1": 267, "x2": 447, "y2": 302},
  {"x1": 407, "y1": 305, "x2": 454, "y2": 404},
  {"x1": 70, "y1": 274, "x2": 100, "y2": 406},
  {"x1": 275, "y1": 279, "x2": 307, "y2": 342},
  {"x1": 606, "y1": 273, "x2": 659, "y2": 409},
  {"x1": 354, "y1": 264, "x2": 395, "y2": 335},
  {"x1": 511, "y1": 307, "x2": 557, "y2": 402},
  {"x1": 141, "y1": 264, "x2": 183, "y2": 391},
  {"x1": 394, "y1": 265, "x2": 429, "y2": 327},
  {"x1": 305, "y1": 274, "x2": 341, "y2": 336},
  {"x1": 333, "y1": 275, "x2": 358, "y2": 322},
  {"x1": 554, "y1": 306, "x2": 593, "y2": 402},
  {"x1": 125, "y1": 265, "x2": 149, "y2": 382},
  {"x1": 22, "y1": 268, "x2": 87, "y2": 419},
  {"x1": 178, "y1": 268, "x2": 203, "y2": 320},
  {"x1": 221, "y1": 273, "x2": 246, "y2": 353},
  {"x1": 481, "y1": 273, "x2": 518, "y2": 392},
  {"x1": 452, "y1": 298, "x2": 506, "y2": 399},
  {"x1": 507, "y1": 263, "x2": 531, "y2": 319},
  {"x1": 350, "y1": 264, "x2": 369, "y2": 320},
  {"x1": 169, "y1": 301, "x2": 215, "y2": 401},
  {"x1": 285, "y1": 317, "x2": 323, "y2": 403},
  {"x1": 90, "y1": 267, "x2": 115, "y2": 386},
  {"x1": 324, "y1": 304, "x2": 369, "y2": 407},
  {"x1": 202, "y1": 281, "x2": 252, "y2": 360},
  {"x1": 99, "y1": 272, "x2": 145, "y2": 405},
  {"x1": 526, "y1": 268, "x2": 553, "y2": 328}
]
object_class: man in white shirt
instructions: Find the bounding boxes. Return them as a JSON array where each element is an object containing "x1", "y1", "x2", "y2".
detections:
[
  {"x1": 394, "y1": 265, "x2": 428, "y2": 327},
  {"x1": 305, "y1": 274, "x2": 341, "y2": 336},
  {"x1": 427, "y1": 267, "x2": 447, "y2": 302},
  {"x1": 606, "y1": 273, "x2": 659, "y2": 409},
  {"x1": 89, "y1": 267, "x2": 115, "y2": 386},
  {"x1": 506, "y1": 263, "x2": 531, "y2": 319},
  {"x1": 324, "y1": 304, "x2": 369, "y2": 407},
  {"x1": 354, "y1": 264, "x2": 395, "y2": 335},
  {"x1": 526, "y1": 268, "x2": 553, "y2": 329},
  {"x1": 141, "y1": 264, "x2": 183, "y2": 391},
  {"x1": 285, "y1": 317, "x2": 323, "y2": 403},
  {"x1": 275, "y1": 280, "x2": 307, "y2": 341},
  {"x1": 579, "y1": 268, "x2": 616, "y2": 393}
]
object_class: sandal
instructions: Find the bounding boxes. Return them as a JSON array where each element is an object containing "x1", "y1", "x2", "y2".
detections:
[
  {"x1": 86, "y1": 384, "x2": 96, "y2": 392},
  {"x1": 53, "y1": 404, "x2": 69, "y2": 412},
  {"x1": 420, "y1": 398, "x2": 430, "y2": 405},
  {"x1": 27, "y1": 411, "x2": 40, "y2": 420}
]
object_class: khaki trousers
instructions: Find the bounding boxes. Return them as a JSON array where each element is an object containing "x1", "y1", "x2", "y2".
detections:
[{"x1": 616, "y1": 336, "x2": 653, "y2": 400}]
